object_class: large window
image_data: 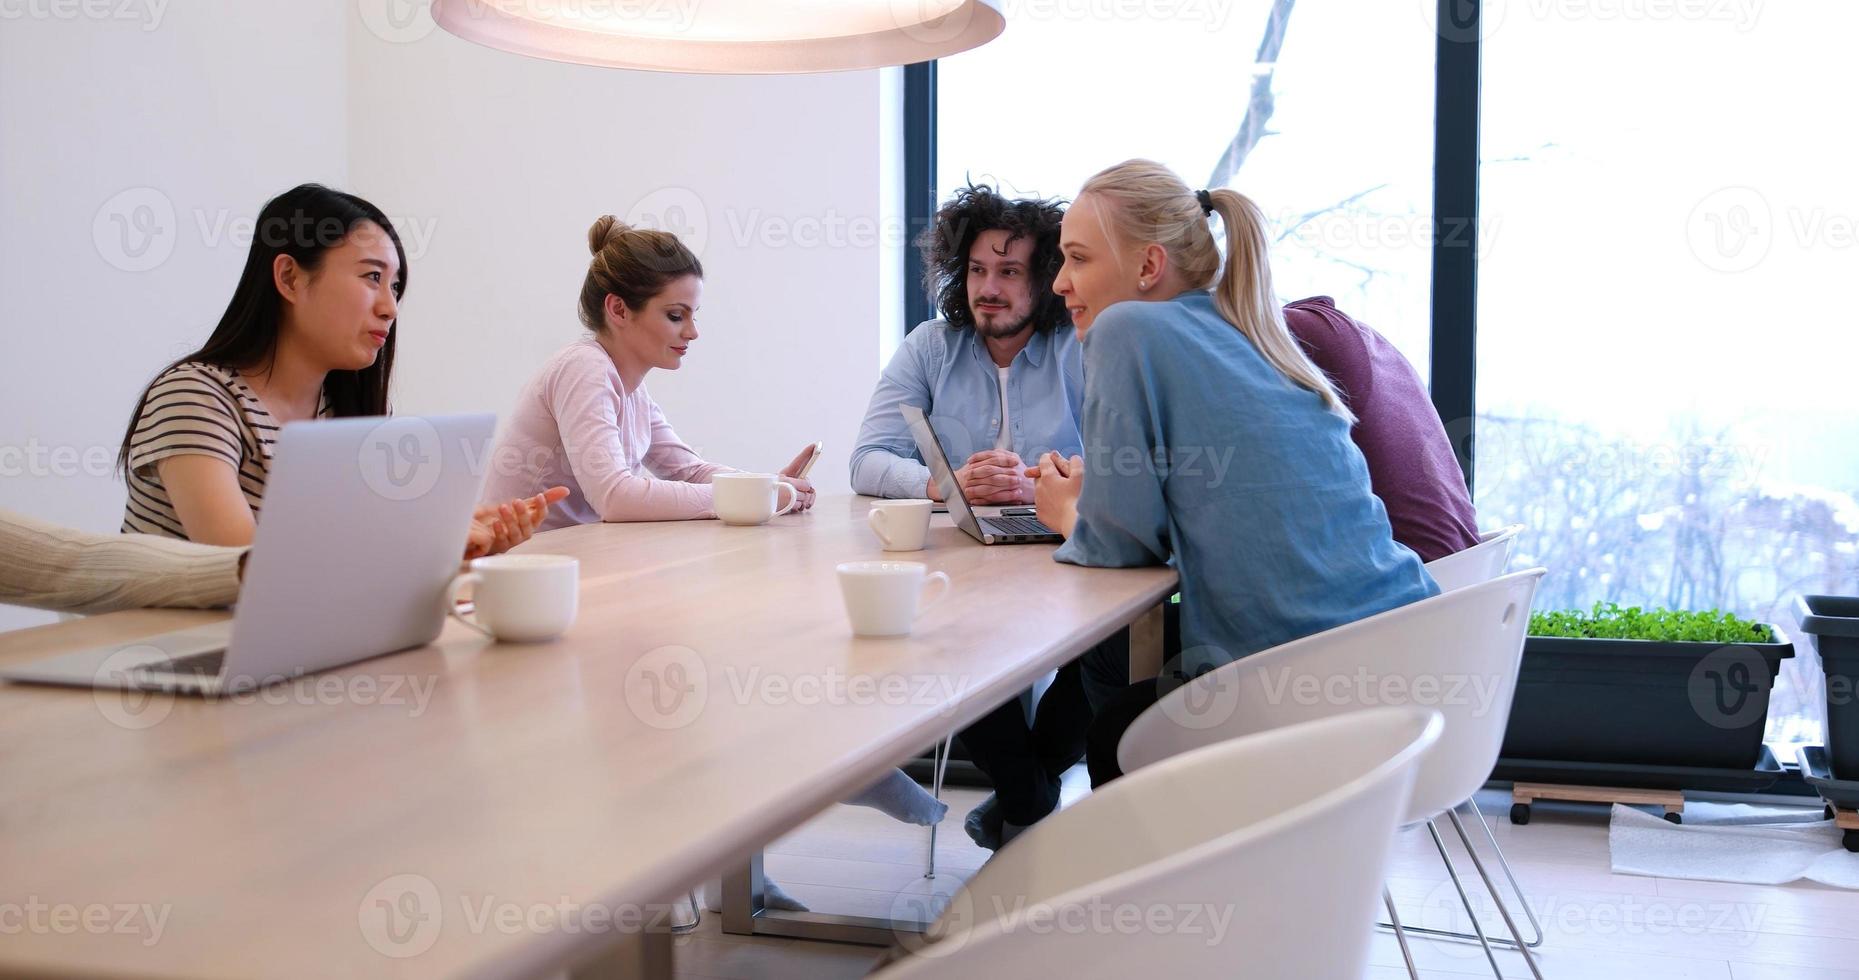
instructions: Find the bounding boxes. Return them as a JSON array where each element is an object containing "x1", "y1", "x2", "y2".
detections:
[
  {"x1": 1476, "y1": 3, "x2": 1859, "y2": 755},
  {"x1": 920, "y1": 2, "x2": 1859, "y2": 760},
  {"x1": 932, "y1": 0, "x2": 1438, "y2": 366}
]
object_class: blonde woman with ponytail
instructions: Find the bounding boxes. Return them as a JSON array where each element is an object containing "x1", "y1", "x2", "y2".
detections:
[
  {"x1": 482, "y1": 216, "x2": 820, "y2": 528},
  {"x1": 1030, "y1": 160, "x2": 1440, "y2": 786}
]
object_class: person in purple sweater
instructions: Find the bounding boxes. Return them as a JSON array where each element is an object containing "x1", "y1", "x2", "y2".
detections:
[{"x1": 1282, "y1": 296, "x2": 1480, "y2": 562}]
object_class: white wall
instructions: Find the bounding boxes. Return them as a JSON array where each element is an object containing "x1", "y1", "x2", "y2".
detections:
[
  {"x1": 0, "y1": 0, "x2": 349, "y2": 633},
  {"x1": 346, "y1": 6, "x2": 902, "y2": 497},
  {"x1": 0, "y1": 3, "x2": 903, "y2": 632}
]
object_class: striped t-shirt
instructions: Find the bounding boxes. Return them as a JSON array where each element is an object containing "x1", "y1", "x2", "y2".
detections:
[{"x1": 121, "y1": 362, "x2": 328, "y2": 540}]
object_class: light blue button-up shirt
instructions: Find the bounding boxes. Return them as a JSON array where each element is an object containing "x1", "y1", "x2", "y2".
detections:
[
  {"x1": 851, "y1": 319, "x2": 1085, "y2": 499},
  {"x1": 1055, "y1": 291, "x2": 1438, "y2": 677}
]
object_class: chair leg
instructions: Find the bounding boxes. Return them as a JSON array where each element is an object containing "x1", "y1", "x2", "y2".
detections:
[
  {"x1": 1383, "y1": 887, "x2": 1420, "y2": 980},
  {"x1": 1428, "y1": 819, "x2": 1506, "y2": 979},
  {"x1": 670, "y1": 888, "x2": 702, "y2": 935},
  {"x1": 1463, "y1": 799, "x2": 1545, "y2": 948},
  {"x1": 925, "y1": 732, "x2": 953, "y2": 879},
  {"x1": 1377, "y1": 800, "x2": 1543, "y2": 952},
  {"x1": 1447, "y1": 808, "x2": 1545, "y2": 980}
]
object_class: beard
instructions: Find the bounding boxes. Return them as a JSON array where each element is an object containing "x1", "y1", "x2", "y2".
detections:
[{"x1": 972, "y1": 303, "x2": 1034, "y2": 339}]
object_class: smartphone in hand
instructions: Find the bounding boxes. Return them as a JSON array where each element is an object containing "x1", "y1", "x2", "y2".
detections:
[{"x1": 796, "y1": 441, "x2": 824, "y2": 479}]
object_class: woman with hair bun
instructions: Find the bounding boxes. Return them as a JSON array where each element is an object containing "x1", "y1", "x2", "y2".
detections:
[{"x1": 483, "y1": 216, "x2": 817, "y2": 528}]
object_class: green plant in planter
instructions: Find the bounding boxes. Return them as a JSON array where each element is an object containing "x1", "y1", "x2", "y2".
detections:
[{"x1": 1528, "y1": 602, "x2": 1775, "y2": 644}]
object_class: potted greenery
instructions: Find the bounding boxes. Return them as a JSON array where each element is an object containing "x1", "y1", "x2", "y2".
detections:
[
  {"x1": 1797, "y1": 595, "x2": 1859, "y2": 780},
  {"x1": 1495, "y1": 603, "x2": 1794, "y2": 776}
]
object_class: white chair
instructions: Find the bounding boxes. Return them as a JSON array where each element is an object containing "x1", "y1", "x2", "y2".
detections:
[
  {"x1": 868, "y1": 707, "x2": 1445, "y2": 980},
  {"x1": 1424, "y1": 524, "x2": 1523, "y2": 594},
  {"x1": 1413, "y1": 523, "x2": 1546, "y2": 959},
  {"x1": 1117, "y1": 569, "x2": 1547, "y2": 980}
]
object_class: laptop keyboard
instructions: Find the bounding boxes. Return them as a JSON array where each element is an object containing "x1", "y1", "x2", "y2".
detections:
[
  {"x1": 138, "y1": 650, "x2": 226, "y2": 676},
  {"x1": 986, "y1": 516, "x2": 1056, "y2": 536}
]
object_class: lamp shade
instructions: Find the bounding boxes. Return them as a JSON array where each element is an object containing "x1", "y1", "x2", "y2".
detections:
[{"x1": 430, "y1": 0, "x2": 1005, "y2": 74}]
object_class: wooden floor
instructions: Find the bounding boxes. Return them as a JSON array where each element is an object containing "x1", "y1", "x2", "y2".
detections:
[{"x1": 667, "y1": 771, "x2": 1859, "y2": 979}]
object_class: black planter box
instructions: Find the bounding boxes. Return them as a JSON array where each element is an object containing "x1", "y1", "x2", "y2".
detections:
[
  {"x1": 1498, "y1": 627, "x2": 1794, "y2": 770},
  {"x1": 1797, "y1": 595, "x2": 1859, "y2": 780}
]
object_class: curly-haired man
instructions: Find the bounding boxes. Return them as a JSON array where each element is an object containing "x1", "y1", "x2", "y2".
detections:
[{"x1": 850, "y1": 182, "x2": 1081, "y2": 504}]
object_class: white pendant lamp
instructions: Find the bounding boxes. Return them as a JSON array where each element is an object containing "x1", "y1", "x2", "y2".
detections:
[{"x1": 430, "y1": 0, "x2": 1004, "y2": 74}]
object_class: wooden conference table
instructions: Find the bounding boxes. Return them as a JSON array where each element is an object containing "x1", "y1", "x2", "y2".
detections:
[{"x1": 0, "y1": 495, "x2": 1177, "y2": 979}]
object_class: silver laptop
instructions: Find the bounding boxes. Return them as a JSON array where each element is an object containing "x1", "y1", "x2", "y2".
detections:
[
  {"x1": 2, "y1": 414, "x2": 496, "y2": 696},
  {"x1": 900, "y1": 404, "x2": 1064, "y2": 545}
]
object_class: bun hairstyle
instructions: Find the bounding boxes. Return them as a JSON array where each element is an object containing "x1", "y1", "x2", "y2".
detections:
[
  {"x1": 577, "y1": 215, "x2": 704, "y2": 332},
  {"x1": 1079, "y1": 159, "x2": 1355, "y2": 424}
]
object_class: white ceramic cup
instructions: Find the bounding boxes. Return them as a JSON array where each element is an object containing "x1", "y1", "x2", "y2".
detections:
[
  {"x1": 445, "y1": 554, "x2": 579, "y2": 643},
  {"x1": 836, "y1": 561, "x2": 951, "y2": 637},
  {"x1": 713, "y1": 472, "x2": 800, "y2": 526},
  {"x1": 867, "y1": 499, "x2": 934, "y2": 551}
]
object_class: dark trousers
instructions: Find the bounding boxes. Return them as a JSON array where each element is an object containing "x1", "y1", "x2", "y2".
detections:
[
  {"x1": 1079, "y1": 600, "x2": 1177, "y2": 788},
  {"x1": 959, "y1": 600, "x2": 1181, "y2": 822},
  {"x1": 955, "y1": 658, "x2": 1091, "y2": 825}
]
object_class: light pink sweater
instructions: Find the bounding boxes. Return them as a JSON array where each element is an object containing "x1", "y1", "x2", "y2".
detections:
[{"x1": 483, "y1": 338, "x2": 732, "y2": 530}]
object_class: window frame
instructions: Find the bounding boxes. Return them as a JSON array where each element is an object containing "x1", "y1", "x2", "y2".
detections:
[{"x1": 902, "y1": 2, "x2": 1483, "y2": 491}]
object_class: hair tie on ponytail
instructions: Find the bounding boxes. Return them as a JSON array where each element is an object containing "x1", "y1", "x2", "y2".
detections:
[{"x1": 1195, "y1": 189, "x2": 1215, "y2": 216}]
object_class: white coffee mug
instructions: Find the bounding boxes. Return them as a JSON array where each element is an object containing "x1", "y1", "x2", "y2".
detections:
[
  {"x1": 445, "y1": 554, "x2": 579, "y2": 643},
  {"x1": 713, "y1": 472, "x2": 800, "y2": 526},
  {"x1": 836, "y1": 561, "x2": 951, "y2": 637},
  {"x1": 867, "y1": 499, "x2": 934, "y2": 552}
]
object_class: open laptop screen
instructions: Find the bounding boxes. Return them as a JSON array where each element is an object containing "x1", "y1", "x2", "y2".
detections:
[{"x1": 899, "y1": 404, "x2": 987, "y2": 542}]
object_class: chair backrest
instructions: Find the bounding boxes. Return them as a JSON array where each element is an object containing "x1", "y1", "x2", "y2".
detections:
[
  {"x1": 1118, "y1": 568, "x2": 1544, "y2": 824},
  {"x1": 869, "y1": 708, "x2": 1444, "y2": 980},
  {"x1": 1425, "y1": 523, "x2": 1524, "y2": 593}
]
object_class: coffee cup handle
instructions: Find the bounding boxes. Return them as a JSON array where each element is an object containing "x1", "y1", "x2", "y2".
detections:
[
  {"x1": 916, "y1": 571, "x2": 952, "y2": 619},
  {"x1": 867, "y1": 508, "x2": 894, "y2": 548},
  {"x1": 773, "y1": 482, "x2": 800, "y2": 517},
  {"x1": 445, "y1": 571, "x2": 495, "y2": 638}
]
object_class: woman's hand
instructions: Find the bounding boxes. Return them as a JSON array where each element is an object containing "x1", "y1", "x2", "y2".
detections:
[
  {"x1": 465, "y1": 486, "x2": 570, "y2": 560},
  {"x1": 778, "y1": 444, "x2": 820, "y2": 513},
  {"x1": 1026, "y1": 452, "x2": 1084, "y2": 538}
]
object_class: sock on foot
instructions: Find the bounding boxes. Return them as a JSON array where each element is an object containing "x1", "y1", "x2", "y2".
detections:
[
  {"x1": 964, "y1": 793, "x2": 1004, "y2": 851},
  {"x1": 844, "y1": 767, "x2": 949, "y2": 827}
]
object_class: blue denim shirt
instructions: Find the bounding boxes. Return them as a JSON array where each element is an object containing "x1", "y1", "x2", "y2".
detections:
[
  {"x1": 1054, "y1": 291, "x2": 1438, "y2": 677},
  {"x1": 850, "y1": 319, "x2": 1085, "y2": 499}
]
